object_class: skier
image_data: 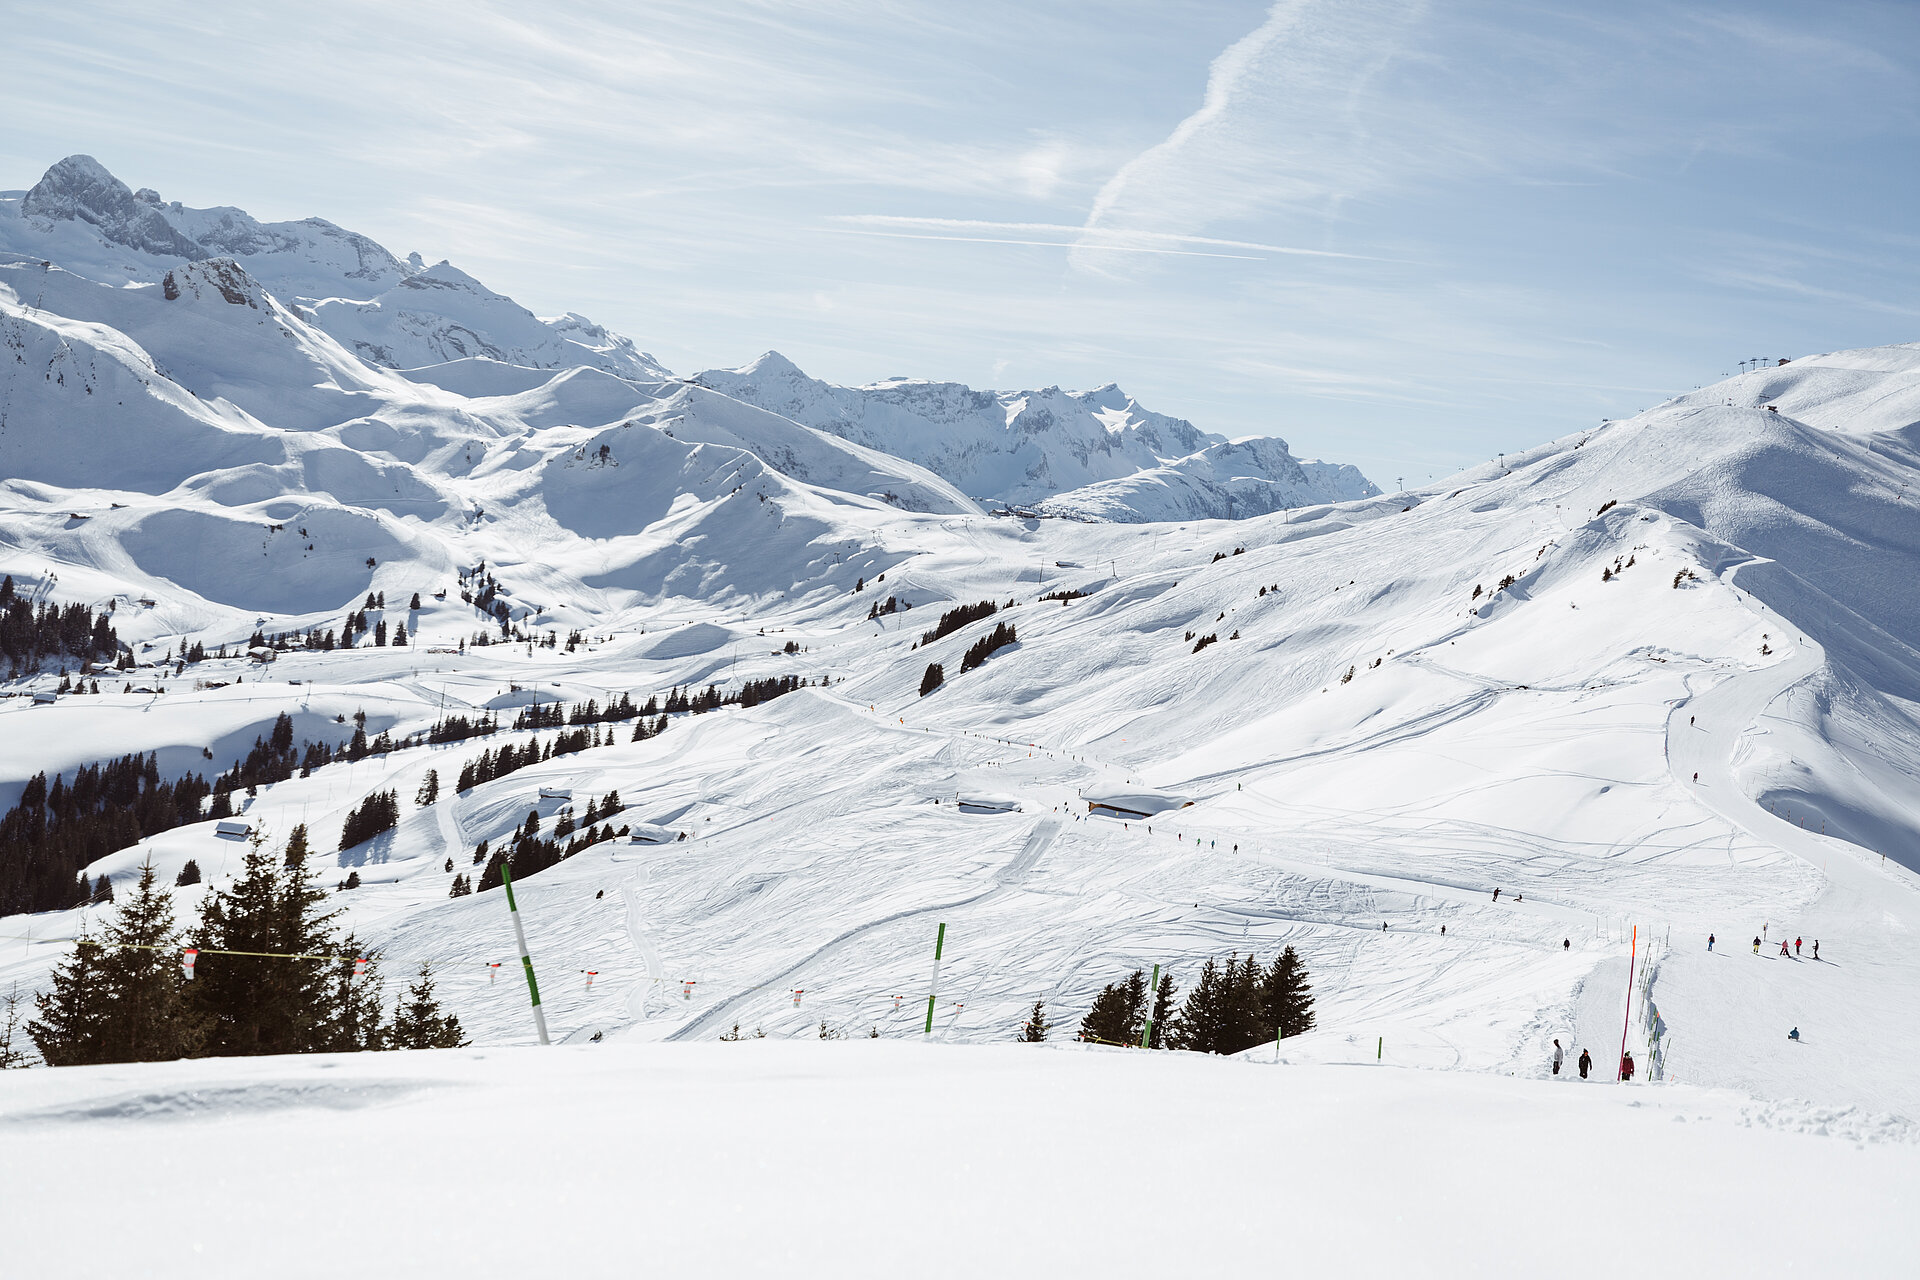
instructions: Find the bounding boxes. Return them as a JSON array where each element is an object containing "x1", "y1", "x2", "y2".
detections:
[
  {"x1": 1492, "y1": 887, "x2": 1501, "y2": 902},
  {"x1": 1795, "y1": 937, "x2": 1802, "y2": 956},
  {"x1": 1620, "y1": 1051, "x2": 1635, "y2": 1082},
  {"x1": 1812, "y1": 940, "x2": 1819, "y2": 960},
  {"x1": 1563, "y1": 938, "x2": 1570, "y2": 950},
  {"x1": 1752, "y1": 936, "x2": 1761, "y2": 954},
  {"x1": 1788, "y1": 1027, "x2": 1800, "y2": 1042},
  {"x1": 1552, "y1": 1039, "x2": 1564, "y2": 1076},
  {"x1": 1708, "y1": 933, "x2": 1715, "y2": 951},
  {"x1": 1780, "y1": 940, "x2": 1791, "y2": 958},
  {"x1": 1693, "y1": 772, "x2": 1698, "y2": 783},
  {"x1": 1690, "y1": 715, "x2": 1695, "y2": 727},
  {"x1": 1440, "y1": 924, "x2": 1446, "y2": 935},
  {"x1": 1578, "y1": 1048, "x2": 1592, "y2": 1080}
]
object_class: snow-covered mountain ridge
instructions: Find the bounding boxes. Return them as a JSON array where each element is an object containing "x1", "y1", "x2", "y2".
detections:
[
  {"x1": 695, "y1": 350, "x2": 1377, "y2": 511},
  {"x1": 2, "y1": 154, "x2": 669, "y2": 380}
]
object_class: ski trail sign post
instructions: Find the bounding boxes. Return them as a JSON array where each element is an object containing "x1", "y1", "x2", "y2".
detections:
[
  {"x1": 1138, "y1": 963, "x2": 1161, "y2": 1048},
  {"x1": 500, "y1": 860, "x2": 550, "y2": 1045},
  {"x1": 923, "y1": 923, "x2": 947, "y2": 1037}
]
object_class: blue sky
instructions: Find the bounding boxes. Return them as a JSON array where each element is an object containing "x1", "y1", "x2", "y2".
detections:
[{"x1": 6, "y1": 0, "x2": 1919, "y2": 486}]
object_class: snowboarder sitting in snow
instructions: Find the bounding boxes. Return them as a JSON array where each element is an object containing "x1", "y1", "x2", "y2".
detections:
[
  {"x1": 1577, "y1": 1048, "x2": 1592, "y2": 1079},
  {"x1": 1788, "y1": 1027, "x2": 1800, "y2": 1042}
]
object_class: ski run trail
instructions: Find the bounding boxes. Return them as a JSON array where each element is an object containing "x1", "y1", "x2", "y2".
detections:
[{"x1": 5, "y1": 178, "x2": 1920, "y2": 1269}]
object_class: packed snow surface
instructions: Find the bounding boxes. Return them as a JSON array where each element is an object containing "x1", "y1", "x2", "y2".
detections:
[{"x1": 2, "y1": 1042, "x2": 1914, "y2": 1279}]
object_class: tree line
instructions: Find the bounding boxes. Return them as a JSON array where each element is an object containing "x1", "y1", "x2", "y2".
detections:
[
  {"x1": 1066, "y1": 948, "x2": 1315, "y2": 1053},
  {"x1": 21, "y1": 826, "x2": 463, "y2": 1068},
  {"x1": 0, "y1": 755, "x2": 212, "y2": 916},
  {"x1": 0, "y1": 576, "x2": 121, "y2": 675}
]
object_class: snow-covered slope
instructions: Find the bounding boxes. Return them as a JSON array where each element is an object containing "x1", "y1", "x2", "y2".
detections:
[
  {"x1": 4, "y1": 333, "x2": 1919, "y2": 1143},
  {"x1": 695, "y1": 351, "x2": 1376, "y2": 512}
]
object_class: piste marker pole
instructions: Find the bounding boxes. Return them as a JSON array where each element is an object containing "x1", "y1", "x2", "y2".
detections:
[
  {"x1": 923, "y1": 923, "x2": 947, "y2": 1037},
  {"x1": 1616, "y1": 925, "x2": 1637, "y2": 1081},
  {"x1": 500, "y1": 860, "x2": 550, "y2": 1045},
  {"x1": 1138, "y1": 963, "x2": 1160, "y2": 1049}
]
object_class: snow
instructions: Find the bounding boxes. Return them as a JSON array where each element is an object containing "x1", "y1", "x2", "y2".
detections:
[
  {"x1": 3, "y1": 155, "x2": 1920, "y2": 1268},
  {"x1": 1, "y1": 1043, "x2": 1915, "y2": 1278},
  {"x1": 696, "y1": 351, "x2": 1376, "y2": 513}
]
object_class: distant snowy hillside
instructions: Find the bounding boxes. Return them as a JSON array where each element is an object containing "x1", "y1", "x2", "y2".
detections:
[
  {"x1": 694, "y1": 351, "x2": 1376, "y2": 513},
  {"x1": 1036, "y1": 436, "x2": 1377, "y2": 522}
]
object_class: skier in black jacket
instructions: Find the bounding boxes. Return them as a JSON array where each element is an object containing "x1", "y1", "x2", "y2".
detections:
[{"x1": 1577, "y1": 1048, "x2": 1592, "y2": 1079}]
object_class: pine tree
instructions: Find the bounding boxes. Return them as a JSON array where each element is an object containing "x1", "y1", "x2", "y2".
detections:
[
  {"x1": 1261, "y1": 946, "x2": 1316, "y2": 1040},
  {"x1": 0, "y1": 983, "x2": 27, "y2": 1068},
  {"x1": 1224, "y1": 952, "x2": 1267, "y2": 1052},
  {"x1": 415, "y1": 769, "x2": 439, "y2": 807},
  {"x1": 1171, "y1": 956, "x2": 1230, "y2": 1053},
  {"x1": 28, "y1": 863, "x2": 209, "y2": 1065},
  {"x1": 282, "y1": 821, "x2": 311, "y2": 869},
  {"x1": 318, "y1": 939, "x2": 386, "y2": 1052},
  {"x1": 919, "y1": 662, "x2": 944, "y2": 696},
  {"x1": 191, "y1": 834, "x2": 341, "y2": 1056},
  {"x1": 1022, "y1": 998, "x2": 1050, "y2": 1042},
  {"x1": 1078, "y1": 969, "x2": 1147, "y2": 1045},
  {"x1": 389, "y1": 963, "x2": 467, "y2": 1049},
  {"x1": 175, "y1": 859, "x2": 201, "y2": 886}
]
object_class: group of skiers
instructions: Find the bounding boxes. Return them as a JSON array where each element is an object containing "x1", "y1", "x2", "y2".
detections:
[
  {"x1": 1725, "y1": 927, "x2": 1817, "y2": 961},
  {"x1": 1549, "y1": 1039, "x2": 1622, "y2": 1081}
]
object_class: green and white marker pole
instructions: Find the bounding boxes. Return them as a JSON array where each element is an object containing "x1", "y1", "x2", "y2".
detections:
[
  {"x1": 500, "y1": 860, "x2": 550, "y2": 1046},
  {"x1": 1138, "y1": 963, "x2": 1161, "y2": 1049},
  {"x1": 922, "y1": 922, "x2": 947, "y2": 1037}
]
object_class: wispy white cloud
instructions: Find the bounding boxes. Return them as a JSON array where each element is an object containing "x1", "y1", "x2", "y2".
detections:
[
  {"x1": 821, "y1": 229, "x2": 1263, "y2": 260},
  {"x1": 830, "y1": 215, "x2": 1381, "y2": 259}
]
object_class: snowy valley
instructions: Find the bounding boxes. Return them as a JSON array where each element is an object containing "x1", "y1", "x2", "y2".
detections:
[{"x1": 3, "y1": 155, "x2": 1920, "y2": 1275}]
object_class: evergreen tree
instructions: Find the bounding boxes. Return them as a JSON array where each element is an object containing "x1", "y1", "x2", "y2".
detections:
[
  {"x1": 175, "y1": 858, "x2": 201, "y2": 886},
  {"x1": 389, "y1": 963, "x2": 467, "y2": 1049},
  {"x1": 1261, "y1": 946, "x2": 1316, "y2": 1040},
  {"x1": 318, "y1": 939, "x2": 386, "y2": 1052},
  {"x1": 28, "y1": 863, "x2": 210, "y2": 1066},
  {"x1": 0, "y1": 983, "x2": 27, "y2": 1068},
  {"x1": 282, "y1": 822, "x2": 310, "y2": 869},
  {"x1": 191, "y1": 834, "x2": 341, "y2": 1056},
  {"x1": 90, "y1": 872, "x2": 114, "y2": 904},
  {"x1": 415, "y1": 769, "x2": 439, "y2": 807},
  {"x1": 1224, "y1": 952, "x2": 1267, "y2": 1050},
  {"x1": 919, "y1": 662, "x2": 944, "y2": 697},
  {"x1": 1078, "y1": 969, "x2": 1147, "y2": 1045},
  {"x1": 1021, "y1": 998, "x2": 1050, "y2": 1042},
  {"x1": 1171, "y1": 956, "x2": 1230, "y2": 1053}
]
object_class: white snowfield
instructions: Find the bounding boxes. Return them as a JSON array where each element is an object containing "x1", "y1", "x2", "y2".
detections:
[
  {"x1": 1, "y1": 1043, "x2": 1913, "y2": 1279},
  {"x1": 3, "y1": 153, "x2": 1920, "y2": 1270}
]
